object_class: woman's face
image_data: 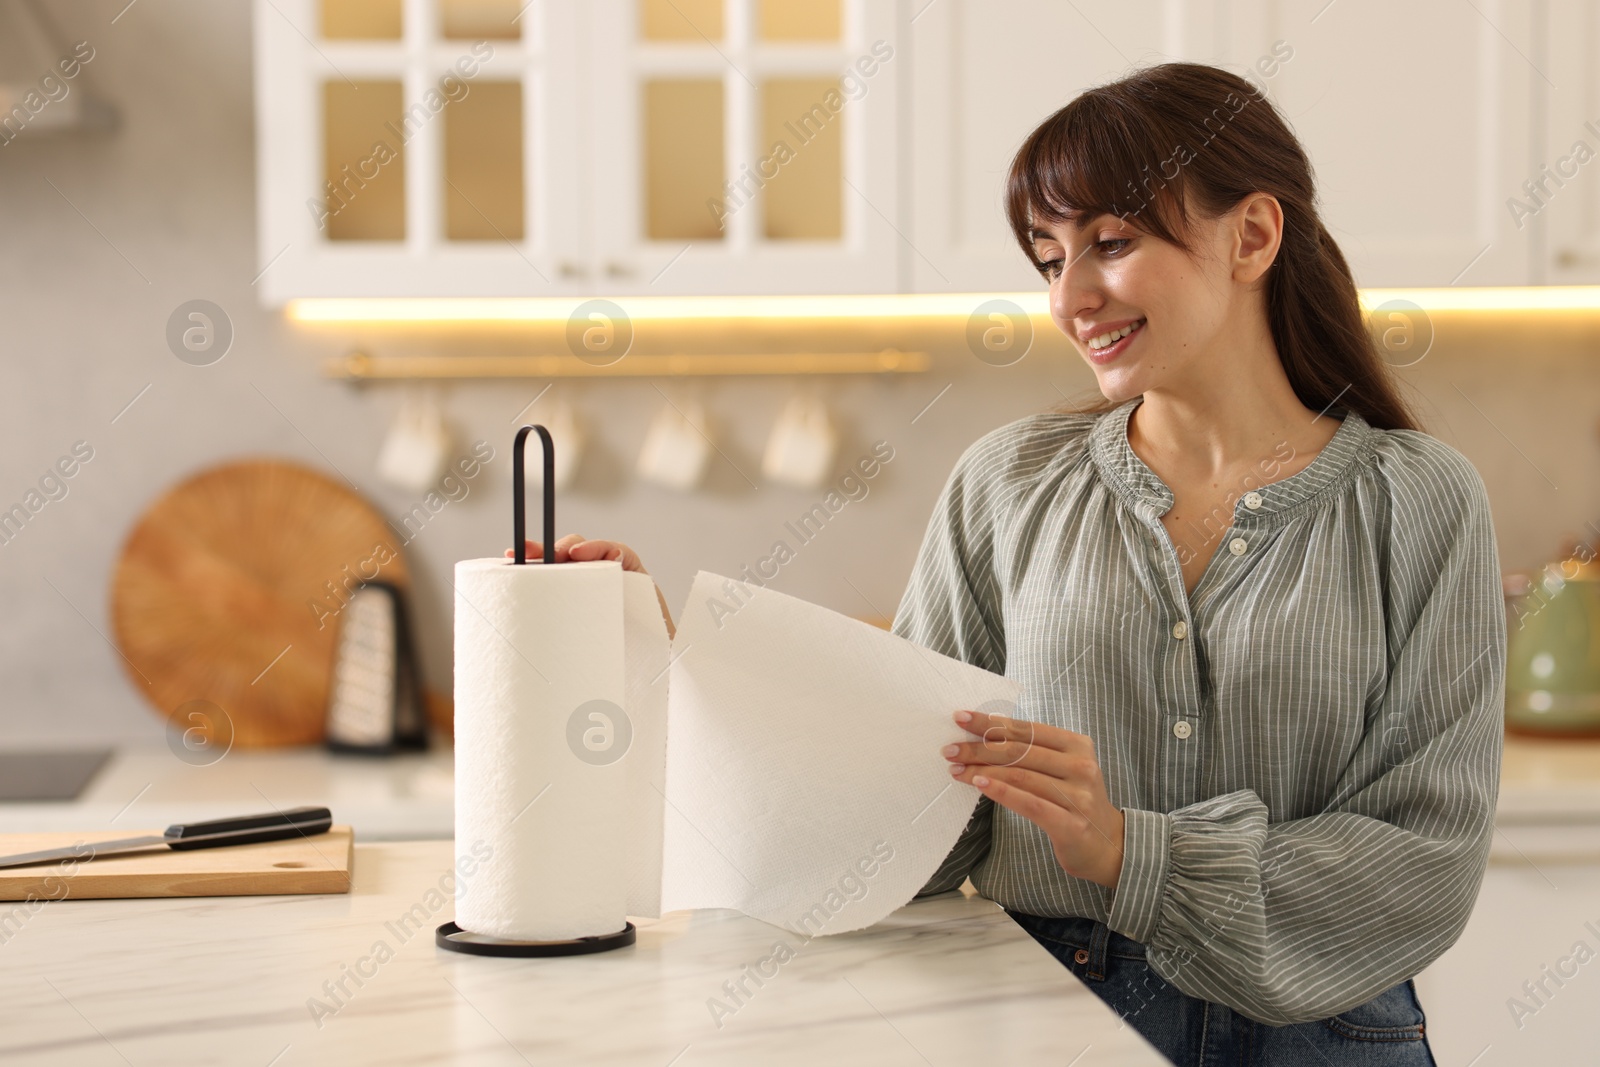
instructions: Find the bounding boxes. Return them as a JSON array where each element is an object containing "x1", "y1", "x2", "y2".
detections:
[{"x1": 1031, "y1": 205, "x2": 1253, "y2": 404}]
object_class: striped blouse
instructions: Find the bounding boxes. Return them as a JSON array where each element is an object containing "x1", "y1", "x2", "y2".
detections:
[{"x1": 896, "y1": 395, "x2": 1505, "y2": 1027}]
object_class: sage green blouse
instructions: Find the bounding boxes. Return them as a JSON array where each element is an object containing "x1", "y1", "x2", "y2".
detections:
[{"x1": 897, "y1": 396, "x2": 1505, "y2": 1027}]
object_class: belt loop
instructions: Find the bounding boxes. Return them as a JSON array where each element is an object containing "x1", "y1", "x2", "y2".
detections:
[{"x1": 1085, "y1": 920, "x2": 1112, "y2": 981}]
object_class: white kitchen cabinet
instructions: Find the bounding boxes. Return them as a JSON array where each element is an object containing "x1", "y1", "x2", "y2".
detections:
[
  {"x1": 1261, "y1": 0, "x2": 1535, "y2": 287},
  {"x1": 257, "y1": 0, "x2": 1551, "y2": 302},
  {"x1": 906, "y1": 0, "x2": 1187, "y2": 293},
  {"x1": 253, "y1": 0, "x2": 586, "y2": 303},
  {"x1": 253, "y1": 0, "x2": 901, "y2": 303},
  {"x1": 904, "y1": 0, "x2": 1308, "y2": 292},
  {"x1": 586, "y1": 0, "x2": 902, "y2": 295},
  {"x1": 1414, "y1": 849, "x2": 1600, "y2": 1064},
  {"x1": 906, "y1": 0, "x2": 1536, "y2": 292},
  {"x1": 1533, "y1": 0, "x2": 1600, "y2": 284}
]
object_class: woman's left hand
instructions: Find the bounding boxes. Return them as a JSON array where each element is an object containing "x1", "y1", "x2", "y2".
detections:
[{"x1": 942, "y1": 709, "x2": 1127, "y2": 890}]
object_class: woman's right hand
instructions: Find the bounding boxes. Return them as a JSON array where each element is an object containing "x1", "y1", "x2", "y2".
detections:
[
  {"x1": 507, "y1": 533, "x2": 675, "y2": 638},
  {"x1": 507, "y1": 533, "x2": 649, "y2": 572}
]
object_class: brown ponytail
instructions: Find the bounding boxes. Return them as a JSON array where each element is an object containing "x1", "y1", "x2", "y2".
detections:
[{"x1": 1005, "y1": 62, "x2": 1420, "y2": 432}]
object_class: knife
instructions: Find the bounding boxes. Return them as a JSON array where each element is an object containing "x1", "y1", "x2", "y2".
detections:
[{"x1": 0, "y1": 806, "x2": 333, "y2": 870}]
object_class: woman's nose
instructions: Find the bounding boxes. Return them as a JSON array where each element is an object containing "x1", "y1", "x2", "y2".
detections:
[{"x1": 1051, "y1": 274, "x2": 1099, "y2": 332}]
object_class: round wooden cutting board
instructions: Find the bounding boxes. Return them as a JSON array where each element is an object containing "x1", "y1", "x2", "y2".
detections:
[{"x1": 111, "y1": 459, "x2": 411, "y2": 747}]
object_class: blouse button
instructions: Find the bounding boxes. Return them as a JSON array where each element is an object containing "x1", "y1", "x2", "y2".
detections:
[
  {"x1": 1074, "y1": 948, "x2": 1090, "y2": 964},
  {"x1": 1173, "y1": 720, "x2": 1192, "y2": 739},
  {"x1": 1243, "y1": 492, "x2": 1263, "y2": 510},
  {"x1": 1170, "y1": 620, "x2": 1188, "y2": 640},
  {"x1": 1229, "y1": 537, "x2": 1248, "y2": 556}
]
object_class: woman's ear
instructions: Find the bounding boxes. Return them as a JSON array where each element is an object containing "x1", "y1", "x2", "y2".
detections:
[{"x1": 1232, "y1": 192, "x2": 1284, "y2": 284}]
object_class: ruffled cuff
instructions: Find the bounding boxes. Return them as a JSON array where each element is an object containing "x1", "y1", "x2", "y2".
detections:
[{"x1": 1105, "y1": 806, "x2": 1171, "y2": 944}]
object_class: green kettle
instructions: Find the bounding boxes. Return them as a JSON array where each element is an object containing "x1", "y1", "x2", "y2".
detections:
[{"x1": 1505, "y1": 555, "x2": 1600, "y2": 737}]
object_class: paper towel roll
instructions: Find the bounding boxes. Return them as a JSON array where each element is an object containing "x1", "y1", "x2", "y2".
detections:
[{"x1": 453, "y1": 557, "x2": 629, "y2": 941}]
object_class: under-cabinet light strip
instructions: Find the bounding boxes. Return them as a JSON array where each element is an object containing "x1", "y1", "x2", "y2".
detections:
[
  {"x1": 286, "y1": 287, "x2": 1600, "y2": 323},
  {"x1": 1356, "y1": 287, "x2": 1600, "y2": 311},
  {"x1": 288, "y1": 294, "x2": 1048, "y2": 322}
]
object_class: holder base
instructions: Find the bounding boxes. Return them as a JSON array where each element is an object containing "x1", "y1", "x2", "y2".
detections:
[{"x1": 435, "y1": 920, "x2": 636, "y2": 958}]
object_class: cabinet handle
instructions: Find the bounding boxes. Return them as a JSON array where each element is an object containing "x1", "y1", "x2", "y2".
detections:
[
  {"x1": 605, "y1": 262, "x2": 635, "y2": 279},
  {"x1": 559, "y1": 261, "x2": 588, "y2": 279}
]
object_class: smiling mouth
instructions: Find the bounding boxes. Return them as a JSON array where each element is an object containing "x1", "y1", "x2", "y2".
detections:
[{"x1": 1084, "y1": 318, "x2": 1146, "y2": 362}]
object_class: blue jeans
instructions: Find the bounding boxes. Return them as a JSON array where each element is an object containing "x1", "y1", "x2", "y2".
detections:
[{"x1": 1007, "y1": 912, "x2": 1438, "y2": 1067}]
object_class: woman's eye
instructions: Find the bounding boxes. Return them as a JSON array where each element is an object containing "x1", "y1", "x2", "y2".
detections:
[{"x1": 1040, "y1": 239, "x2": 1129, "y2": 278}]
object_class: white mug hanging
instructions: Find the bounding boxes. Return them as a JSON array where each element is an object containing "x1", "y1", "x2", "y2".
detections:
[
  {"x1": 523, "y1": 395, "x2": 585, "y2": 491},
  {"x1": 762, "y1": 393, "x2": 837, "y2": 488},
  {"x1": 637, "y1": 398, "x2": 712, "y2": 491},
  {"x1": 376, "y1": 392, "x2": 452, "y2": 493}
]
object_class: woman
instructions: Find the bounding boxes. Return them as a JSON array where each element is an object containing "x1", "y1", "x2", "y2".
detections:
[
  {"x1": 516, "y1": 60, "x2": 1503, "y2": 1066},
  {"x1": 900, "y1": 62, "x2": 1503, "y2": 1064}
]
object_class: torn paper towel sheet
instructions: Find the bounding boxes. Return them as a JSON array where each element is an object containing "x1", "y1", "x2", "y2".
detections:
[{"x1": 649, "y1": 571, "x2": 1022, "y2": 935}]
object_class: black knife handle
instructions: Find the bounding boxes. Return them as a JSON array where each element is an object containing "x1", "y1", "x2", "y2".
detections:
[{"x1": 163, "y1": 806, "x2": 333, "y2": 850}]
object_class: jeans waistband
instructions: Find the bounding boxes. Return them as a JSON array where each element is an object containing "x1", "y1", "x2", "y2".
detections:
[{"x1": 1006, "y1": 911, "x2": 1149, "y2": 977}]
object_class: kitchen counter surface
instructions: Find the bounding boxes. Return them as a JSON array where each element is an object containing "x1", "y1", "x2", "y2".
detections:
[
  {"x1": 0, "y1": 744, "x2": 456, "y2": 839},
  {"x1": 0, "y1": 840, "x2": 1165, "y2": 1066},
  {"x1": 1497, "y1": 730, "x2": 1600, "y2": 820},
  {"x1": 1488, "y1": 731, "x2": 1600, "y2": 864}
]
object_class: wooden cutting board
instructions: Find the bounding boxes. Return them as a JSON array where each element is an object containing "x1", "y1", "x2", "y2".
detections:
[
  {"x1": 111, "y1": 459, "x2": 413, "y2": 747},
  {"x1": 0, "y1": 826, "x2": 354, "y2": 901}
]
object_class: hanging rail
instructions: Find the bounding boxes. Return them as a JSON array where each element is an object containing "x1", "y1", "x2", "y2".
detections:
[{"x1": 323, "y1": 349, "x2": 930, "y2": 380}]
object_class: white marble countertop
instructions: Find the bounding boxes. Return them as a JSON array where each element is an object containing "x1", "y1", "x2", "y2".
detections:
[
  {"x1": 3, "y1": 728, "x2": 1599, "y2": 858},
  {"x1": 0, "y1": 744, "x2": 456, "y2": 839},
  {"x1": 0, "y1": 840, "x2": 1166, "y2": 1066},
  {"x1": 1488, "y1": 732, "x2": 1600, "y2": 864},
  {"x1": 1496, "y1": 731, "x2": 1600, "y2": 821}
]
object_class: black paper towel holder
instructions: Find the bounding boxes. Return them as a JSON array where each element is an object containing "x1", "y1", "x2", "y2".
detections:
[
  {"x1": 436, "y1": 920, "x2": 636, "y2": 957},
  {"x1": 438, "y1": 423, "x2": 638, "y2": 957},
  {"x1": 512, "y1": 422, "x2": 555, "y2": 566}
]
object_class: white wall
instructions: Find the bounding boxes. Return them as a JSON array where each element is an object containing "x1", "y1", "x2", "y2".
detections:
[{"x1": 0, "y1": 0, "x2": 1595, "y2": 745}]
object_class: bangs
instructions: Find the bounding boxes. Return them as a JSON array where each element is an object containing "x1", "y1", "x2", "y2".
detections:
[{"x1": 1005, "y1": 91, "x2": 1194, "y2": 271}]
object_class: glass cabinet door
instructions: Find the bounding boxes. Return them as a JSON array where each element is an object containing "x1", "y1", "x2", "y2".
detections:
[
  {"x1": 588, "y1": 0, "x2": 902, "y2": 294},
  {"x1": 254, "y1": 0, "x2": 900, "y2": 300},
  {"x1": 254, "y1": 0, "x2": 584, "y2": 301}
]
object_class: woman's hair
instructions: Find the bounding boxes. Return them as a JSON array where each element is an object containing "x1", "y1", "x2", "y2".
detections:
[{"x1": 1006, "y1": 62, "x2": 1420, "y2": 432}]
